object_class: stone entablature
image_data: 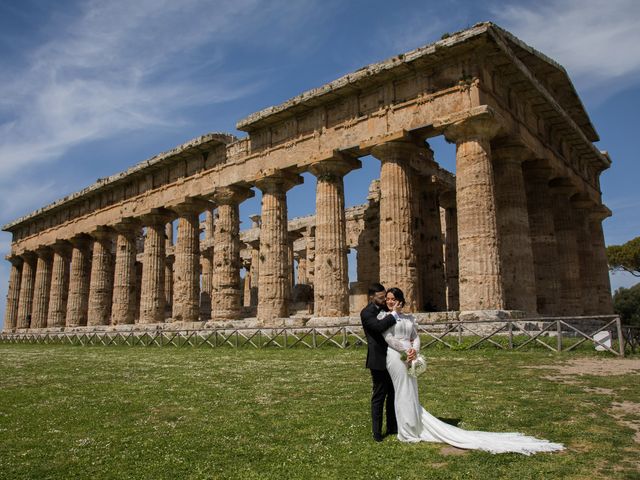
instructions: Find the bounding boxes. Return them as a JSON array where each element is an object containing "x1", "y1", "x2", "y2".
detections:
[{"x1": 3, "y1": 22, "x2": 614, "y2": 331}]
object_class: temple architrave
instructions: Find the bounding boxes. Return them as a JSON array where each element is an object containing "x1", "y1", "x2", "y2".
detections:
[{"x1": 2, "y1": 23, "x2": 614, "y2": 332}]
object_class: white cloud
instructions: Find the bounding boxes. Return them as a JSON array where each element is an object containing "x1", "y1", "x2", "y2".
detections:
[
  {"x1": 0, "y1": 0, "x2": 322, "y2": 179},
  {"x1": 493, "y1": 0, "x2": 640, "y2": 97}
]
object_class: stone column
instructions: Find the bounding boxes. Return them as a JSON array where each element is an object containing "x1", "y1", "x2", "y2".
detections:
[
  {"x1": 309, "y1": 156, "x2": 360, "y2": 316},
  {"x1": 297, "y1": 252, "x2": 308, "y2": 285},
  {"x1": 111, "y1": 220, "x2": 140, "y2": 325},
  {"x1": 47, "y1": 242, "x2": 71, "y2": 327},
  {"x1": 165, "y1": 255, "x2": 174, "y2": 317},
  {"x1": 87, "y1": 228, "x2": 114, "y2": 326},
  {"x1": 211, "y1": 186, "x2": 254, "y2": 320},
  {"x1": 16, "y1": 252, "x2": 36, "y2": 329},
  {"x1": 420, "y1": 176, "x2": 447, "y2": 311},
  {"x1": 31, "y1": 247, "x2": 53, "y2": 329},
  {"x1": 445, "y1": 115, "x2": 505, "y2": 311},
  {"x1": 549, "y1": 181, "x2": 582, "y2": 315},
  {"x1": 134, "y1": 261, "x2": 143, "y2": 322},
  {"x1": 242, "y1": 258, "x2": 252, "y2": 307},
  {"x1": 200, "y1": 246, "x2": 213, "y2": 320},
  {"x1": 572, "y1": 199, "x2": 599, "y2": 315},
  {"x1": 492, "y1": 144, "x2": 537, "y2": 313},
  {"x1": 305, "y1": 227, "x2": 316, "y2": 287},
  {"x1": 522, "y1": 161, "x2": 560, "y2": 315},
  {"x1": 172, "y1": 201, "x2": 208, "y2": 322},
  {"x1": 440, "y1": 191, "x2": 459, "y2": 311},
  {"x1": 165, "y1": 221, "x2": 174, "y2": 247},
  {"x1": 140, "y1": 212, "x2": 170, "y2": 324},
  {"x1": 589, "y1": 209, "x2": 614, "y2": 314},
  {"x1": 4, "y1": 256, "x2": 23, "y2": 330},
  {"x1": 248, "y1": 240, "x2": 260, "y2": 307},
  {"x1": 66, "y1": 236, "x2": 91, "y2": 327},
  {"x1": 356, "y1": 183, "x2": 381, "y2": 289},
  {"x1": 371, "y1": 141, "x2": 421, "y2": 311},
  {"x1": 255, "y1": 172, "x2": 303, "y2": 323}
]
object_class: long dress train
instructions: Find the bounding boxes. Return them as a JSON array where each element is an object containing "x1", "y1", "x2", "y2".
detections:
[{"x1": 383, "y1": 313, "x2": 565, "y2": 455}]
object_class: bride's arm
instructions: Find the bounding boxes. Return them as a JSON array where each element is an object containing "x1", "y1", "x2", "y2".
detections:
[
  {"x1": 383, "y1": 326, "x2": 409, "y2": 352},
  {"x1": 409, "y1": 317, "x2": 421, "y2": 352}
]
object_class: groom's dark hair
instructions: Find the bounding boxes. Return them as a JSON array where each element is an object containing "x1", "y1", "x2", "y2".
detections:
[{"x1": 368, "y1": 283, "x2": 385, "y2": 297}]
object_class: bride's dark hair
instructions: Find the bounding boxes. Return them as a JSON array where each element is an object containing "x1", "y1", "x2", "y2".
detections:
[{"x1": 386, "y1": 287, "x2": 406, "y2": 307}]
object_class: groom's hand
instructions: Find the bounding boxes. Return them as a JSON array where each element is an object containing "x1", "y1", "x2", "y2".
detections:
[{"x1": 407, "y1": 348, "x2": 417, "y2": 362}]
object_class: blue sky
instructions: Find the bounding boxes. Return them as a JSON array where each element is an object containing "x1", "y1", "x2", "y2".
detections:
[{"x1": 1, "y1": 0, "x2": 639, "y2": 323}]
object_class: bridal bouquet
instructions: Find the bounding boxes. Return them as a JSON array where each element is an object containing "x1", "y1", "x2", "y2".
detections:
[{"x1": 400, "y1": 351, "x2": 427, "y2": 377}]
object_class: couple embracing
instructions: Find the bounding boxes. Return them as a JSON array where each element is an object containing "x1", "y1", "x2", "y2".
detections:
[{"x1": 360, "y1": 283, "x2": 565, "y2": 455}]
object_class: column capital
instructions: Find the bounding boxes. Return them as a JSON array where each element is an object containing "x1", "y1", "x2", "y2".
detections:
[
  {"x1": 69, "y1": 234, "x2": 92, "y2": 248},
  {"x1": 254, "y1": 171, "x2": 303, "y2": 193},
  {"x1": 113, "y1": 217, "x2": 142, "y2": 234},
  {"x1": 522, "y1": 158, "x2": 554, "y2": 180},
  {"x1": 249, "y1": 214, "x2": 261, "y2": 228},
  {"x1": 491, "y1": 142, "x2": 533, "y2": 164},
  {"x1": 444, "y1": 111, "x2": 503, "y2": 143},
  {"x1": 211, "y1": 185, "x2": 254, "y2": 205},
  {"x1": 89, "y1": 226, "x2": 114, "y2": 241},
  {"x1": 549, "y1": 178, "x2": 578, "y2": 197},
  {"x1": 34, "y1": 245, "x2": 53, "y2": 259},
  {"x1": 571, "y1": 194, "x2": 595, "y2": 211},
  {"x1": 308, "y1": 154, "x2": 361, "y2": 180},
  {"x1": 168, "y1": 196, "x2": 214, "y2": 216},
  {"x1": 139, "y1": 209, "x2": 173, "y2": 226},
  {"x1": 370, "y1": 140, "x2": 422, "y2": 163},
  {"x1": 439, "y1": 190, "x2": 456, "y2": 209},
  {"x1": 6, "y1": 255, "x2": 23, "y2": 267},
  {"x1": 589, "y1": 205, "x2": 612, "y2": 222},
  {"x1": 51, "y1": 240, "x2": 72, "y2": 256}
]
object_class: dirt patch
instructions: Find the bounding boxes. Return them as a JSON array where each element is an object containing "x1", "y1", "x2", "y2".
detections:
[
  {"x1": 529, "y1": 357, "x2": 640, "y2": 378},
  {"x1": 440, "y1": 445, "x2": 468, "y2": 456},
  {"x1": 609, "y1": 401, "x2": 640, "y2": 444}
]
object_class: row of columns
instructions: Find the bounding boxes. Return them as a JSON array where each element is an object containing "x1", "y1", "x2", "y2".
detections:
[{"x1": 3, "y1": 115, "x2": 613, "y2": 329}]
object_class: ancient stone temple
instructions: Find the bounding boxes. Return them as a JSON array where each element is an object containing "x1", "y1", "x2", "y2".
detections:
[{"x1": 2, "y1": 23, "x2": 614, "y2": 332}]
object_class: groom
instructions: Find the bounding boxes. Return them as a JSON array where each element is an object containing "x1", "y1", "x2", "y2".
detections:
[{"x1": 360, "y1": 283, "x2": 398, "y2": 442}]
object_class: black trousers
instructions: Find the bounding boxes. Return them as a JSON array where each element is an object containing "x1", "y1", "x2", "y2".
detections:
[{"x1": 370, "y1": 368, "x2": 397, "y2": 437}]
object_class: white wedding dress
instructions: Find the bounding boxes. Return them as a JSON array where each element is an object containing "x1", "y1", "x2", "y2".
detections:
[{"x1": 382, "y1": 312, "x2": 565, "y2": 455}]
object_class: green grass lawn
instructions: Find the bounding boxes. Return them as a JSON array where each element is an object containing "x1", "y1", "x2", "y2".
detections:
[{"x1": 0, "y1": 345, "x2": 638, "y2": 479}]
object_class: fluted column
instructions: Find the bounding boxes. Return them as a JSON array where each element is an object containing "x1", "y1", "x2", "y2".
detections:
[
  {"x1": 87, "y1": 228, "x2": 114, "y2": 326},
  {"x1": 522, "y1": 161, "x2": 560, "y2": 315},
  {"x1": 297, "y1": 252, "x2": 308, "y2": 285},
  {"x1": 31, "y1": 247, "x2": 53, "y2": 329},
  {"x1": 255, "y1": 172, "x2": 303, "y2": 323},
  {"x1": 440, "y1": 191, "x2": 459, "y2": 311},
  {"x1": 165, "y1": 255, "x2": 174, "y2": 317},
  {"x1": 66, "y1": 236, "x2": 91, "y2": 327},
  {"x1": 249, "y1": 240, "x2": 260, "y2": 307},
  {"x1": 200, "y1": 247, "x2": 213, "y2": 319},
  {"x1": 309, "y1": 156, "x2": 360, "y2": 316},
  {"x1": 140, "y1": 212, "x2": 170, "y2": 324},
  {"x1": 16, "y1": 253, "x2": 36, "y2": 328},
  {"x1": 242, "y1": 258, "x2": 252, "y2": 307},
  {"x1": 371, "y1": 141, "x2": 422, "y2": 311},
  {"x1": 172, "y1": 200, "x2": 209, "y2": 322},
  {"x1": 572, "y1": 200, "x2": 599, "y2": 315},
  {"x1": 4, "y1": 256, "x2": 23, "y2": 330},
  {"x1": 420, "y1": 176, "x2": 447, "y2": 311},
  {"x1": 305, "y1": 227, "x2": 316, "y2": 287},
  {"x1": 356, "y1": 184, "x2": 380, "y2": 289},
  {"x1": 492, "y1": 144, "x2": 537, "y2": 312},
  {"x1": 589, "y1": 209, "x2": 614, "y2": 314},
  {"x1": 111, "y1": 220, "x2": 140, "y2": 325},
  {"x1": 211, "y1": 186, "x2": 254, "y2": 320},
  {"x1": 549, "y1": 181, "x2": 582, "y2": 315},
  {"x1": 445, "y1": 115, "x2": 504, "y2": 311},
  {"x1": 47, "y1": 242, "x2": 71, "y2": 327}
]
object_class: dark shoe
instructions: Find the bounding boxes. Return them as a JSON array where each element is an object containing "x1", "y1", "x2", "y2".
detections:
[{"x1": 373, "y1": 434, "x2": 384, "y2": 442}]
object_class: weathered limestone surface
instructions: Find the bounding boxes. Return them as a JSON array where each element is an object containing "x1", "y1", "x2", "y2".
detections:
[
  {"x1": 31, "y1": 248, "x2": 53, "y2": 329},
  {"x1": 87, "y1": 230, "x2": 114, "y2": 326},
  {"x1": 255, "y1": 173, "x2": 302, "y2": 323},
  {"x1": 492, "y1": 144, "x2": 536, "y2": 312},
  {"x1": 309, "y1": 156, "x2": 360, "y2": 316},
  {"x1": 522, "y1": 161, "x2": 560, "y2": 314},
  {"x1": 16, "y1": 253, "x2": 36, "y2": 328},
  {"x1": 420, "y1": 174, "x2": 447, "y2": 311},
  {"x1": 372, "y1": 141, "x2": 420, "y2": 312},
  {"x1": 4, "y1": 257, "x2": 22, "y2": 330},
  {"x1": 445, "y1": 115, "x2": 505, "y2": 311},
  {"x1": 572, "y1": 202, "x2": 599, "y2": 315},
  {"x1": 111, "y1": 222, "x2": 139, "y2": 325},
  {"x1": 211, "y1": 187, "x2": 253, "y2": 320},
  {"x1": 200, "y1": 246, "x2": 213, "y2": 319},
  {"x1": 589, "y1": 213, "x2": 614, "y2": 314},
  {"x1": 47, "y1": 243, "x2": 70, "y2": 327},
  {"x1": 140, "y1": 214, "x2": 169, "y2": 324},
  {"x1": 440, "y1": 191, "x2": 459, "y2": 311},
  {"x1": 65, "y1": 237, "x2": 91, "y2": 327}
]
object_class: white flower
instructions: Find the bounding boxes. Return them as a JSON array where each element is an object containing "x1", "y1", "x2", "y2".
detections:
[{"x1": 407, "y1": 355, "x2": 427, "y2": 377}]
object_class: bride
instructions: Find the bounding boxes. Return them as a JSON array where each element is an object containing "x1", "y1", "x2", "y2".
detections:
[{"x1": 381, "y1": 287, "x2": 565, "y2": 455}]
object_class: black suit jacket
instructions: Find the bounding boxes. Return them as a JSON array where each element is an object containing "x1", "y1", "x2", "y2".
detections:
[{"x1": 360, "y1": 302, "x2": 397, "y2": 371}]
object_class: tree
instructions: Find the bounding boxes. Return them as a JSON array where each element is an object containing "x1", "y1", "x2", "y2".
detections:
[
  {"x1": 612, "y1": 284, "x2": 640, "y2": 327},
  {"x1": 606, "y1": 236, "x2": 640, "y2": 277}
]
